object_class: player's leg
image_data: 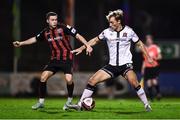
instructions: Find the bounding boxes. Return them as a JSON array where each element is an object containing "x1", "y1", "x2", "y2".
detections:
[
  {"x1": 63, "y1": 73, "x2": 74, "y2": 110},
  {"x1": 105, "y1": 78, "x2": 115, "y2": 99},
  {"x1": 152, "y1": 66, "x2": 161, "y2": 100},
  {"x1": 144, "y1": 67, "x2": 154, "y2": 101},
  {"x1": 125, "y1": 70, "x2": 152, "y2": 111},
  {"x1": 152, "y1": 78, "x2": 161, "y2": 100},
  {"x1": 147, "y1": 79, "x2": 154, "y2": 101},
  {"x1": 79, "y1": 70, "x2": 111, "y2": 104},
  {"x1": 32, "y1": 71, "x2": 53, "y2": 110},
  {"x1": 68, "y1": 69, "x2": 111, "y2": 110},
  {"x1": 65, "y1": 74, "x2": 74, "y2": 101},
  {"x1": 60, "y1": 62, "x2": 75, "y2": 110}
]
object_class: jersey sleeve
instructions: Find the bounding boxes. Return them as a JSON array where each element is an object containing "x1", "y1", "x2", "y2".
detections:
[
  {"x1": 98, "y1": 30, "x2": 106, "y2": 41},
  {"x1": 63, "y1": 24, "x2": 77, "y2": 37},
  {"x1": 130, "y1": 29, "x2": 139, "y2": 43},
  {"x1": 36, "y1": 29, "x2": 45, "y2": 41},
  {"x1": 157, "y1": 46, "x2": 161, "y2": 54}
]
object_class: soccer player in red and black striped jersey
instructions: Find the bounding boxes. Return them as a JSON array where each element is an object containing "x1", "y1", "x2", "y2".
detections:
[{"x1": 13, "y1": 12, "x2": 93, "y2": 110}]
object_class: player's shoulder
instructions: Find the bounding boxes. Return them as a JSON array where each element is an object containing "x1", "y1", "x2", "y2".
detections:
[
  {"x1": 58, "y1": 23, "x2": 75, "y2": 30},
  {"x1": 58, "y1": 23, "x2": 67, "y2": 28},
  {"x1": 39, "y1": 27, "x2": 48, "y2": 34},
  {"x1": 124, "y1": 25, "x2": 134, "y2": 32},
  {"x1": 102, "y1": 27, "x2": 114, "y2": 33},
  {"x1": 151, "y1": 44, "x2": 160, "y2": 49}
]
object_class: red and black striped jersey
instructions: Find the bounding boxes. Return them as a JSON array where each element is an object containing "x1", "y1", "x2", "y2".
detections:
[{"x1": 36, "y1": 24, "x2": 77, "y2": 61}]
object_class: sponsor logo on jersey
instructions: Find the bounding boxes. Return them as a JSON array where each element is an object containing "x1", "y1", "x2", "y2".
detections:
[{"x1": 48, "y1": 36, "x2": 63, "y2": 42}]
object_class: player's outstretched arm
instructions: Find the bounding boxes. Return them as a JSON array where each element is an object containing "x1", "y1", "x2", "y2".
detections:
[
  {"x1": 157, "y1": 47, "x2": 162, "y2": 60},
  {"x1": 141, "y1": 61, "x2": 145, "y2": 75},
  {"x1": 72, "y1": 36, "x2": 100, "y2": 55},
  {"x1": 136, "y1": 40, "x2": 154, "y2": 64},
  {"x1": 75, "y1": 33, "x2": 93, "y2": 56},
  {"x1": 13, "y1": 37, "x2": 37, "y2": 47}
]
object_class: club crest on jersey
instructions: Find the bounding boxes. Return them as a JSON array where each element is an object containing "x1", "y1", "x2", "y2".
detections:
[
  {"x1": 122, "y1": 32, "x2": 127, "y2": 37},
  {"x1": 71, "y1": 28, "x2": 76, "y2": 34}
]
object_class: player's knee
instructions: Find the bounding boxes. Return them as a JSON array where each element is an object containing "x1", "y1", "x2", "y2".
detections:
[
  {"x1": 65, "y1": 77, "x2": 73, "y2": 84},
  {"x1": 40, "y1": 75, "x2": 48, "y2": 82},
  {"x1": 152, "y1": 79, "x2": 158, "y2": 85},
  {"x1": 88, "y1": 79, "x2": 97, "y2": 86},
  {"x1": 66, "y1": 80, "x2": 73, "y2": 85},
  {"x1": 147, "y1": 80, "x2": 152, "y2": 87}
]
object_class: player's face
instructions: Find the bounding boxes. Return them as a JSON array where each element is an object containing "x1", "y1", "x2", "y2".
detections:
[
  {"x1": 146, "y1": 35, "x2": 153, "y2": 46},
  {"x1": 109, "y1": 16, "x2": 121, "y2": 31},
  {"x1": 47, "y1": 16, "x2": 58, "y2": 29}
]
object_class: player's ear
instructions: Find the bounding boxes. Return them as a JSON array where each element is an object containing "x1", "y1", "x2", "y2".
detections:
[{"x1": 46, "y1": 19, "x2": 49, "y2": 24}]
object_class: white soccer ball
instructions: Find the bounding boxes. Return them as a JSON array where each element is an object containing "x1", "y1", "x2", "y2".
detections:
[{"x1": 81, "y1": 97, "x2": 95, "y2": 111}]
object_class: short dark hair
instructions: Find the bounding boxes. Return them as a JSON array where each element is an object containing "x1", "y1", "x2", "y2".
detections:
[{"x1": 46, "y1": 12, "x2": 58, "y2": 20}]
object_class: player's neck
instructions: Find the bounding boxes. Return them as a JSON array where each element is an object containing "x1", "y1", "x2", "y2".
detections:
[
  {"x1": 49, "y1": 26, "x2": 56, "y2": 30},
  {"x1": 116, "y1": 25, "x2": 123, "y2": 32}
]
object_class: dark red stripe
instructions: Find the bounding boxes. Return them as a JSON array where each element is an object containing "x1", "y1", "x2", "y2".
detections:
[
  {"x1": 44, "y1": 31, "x2": 55, "y2": 59},
  {"x1": 50, "y1": 30, "x2": 61, "y2": 60},
  {"x1": 52, "y1": 29, "x2": 63, "y2": 60},
  {"x1": 64, "y1": 36, "x2": 73, "y2": 60},
  {"x1": 54, "y1": 29, "x2": 68, "y2": 61},
  {"x1": 49, "y1": 43, "x2": 56, "y2": 60},
  {"x1": 62, "y1": 32, "x2": 72, "y2": 50},
  {"x1": 61, "y1": 30, "x2": 73, "y2": 60}
]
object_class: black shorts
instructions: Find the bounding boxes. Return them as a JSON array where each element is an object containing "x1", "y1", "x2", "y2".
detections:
[
  {"x1": 101, "y1": 63, "x2": 133, "y2": 78},
  {"x1": 43, "y1": 60, "x2": 73, "y2": 74},
  {"x1": 144, "y1": 66, "x2": 160, "y2": 80}
]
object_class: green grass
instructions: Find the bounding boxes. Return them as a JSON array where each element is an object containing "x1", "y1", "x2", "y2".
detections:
[{"x1": 0, "y1": 97, "x2": 180, "y2": 119}]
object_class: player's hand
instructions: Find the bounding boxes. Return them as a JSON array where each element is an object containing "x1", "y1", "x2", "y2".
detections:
[
  {"x1": 141, "y1": 69, "x2": 144, "y2": 76},
  {"x1": 71, "y1": 48, "x2": 83, "y2": 55},
  {"x1": 13, "y1": 41, "x2": 21, "y2": 47},
  {"x1": 147, "y1": 57, "x2": 155, "y2": 65},
  {"x1": 85, "y1": 45, "x2": 93, "y2": 56}
]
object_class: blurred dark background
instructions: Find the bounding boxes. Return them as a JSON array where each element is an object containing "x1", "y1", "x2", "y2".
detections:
[{"x1": 1, "y1": 0, "x2": 180, "y2": 72}]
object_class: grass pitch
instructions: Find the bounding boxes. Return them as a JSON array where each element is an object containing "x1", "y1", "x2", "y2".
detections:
[{"x1": 0, "y1": 97, "x2": 180, "y2": 119}]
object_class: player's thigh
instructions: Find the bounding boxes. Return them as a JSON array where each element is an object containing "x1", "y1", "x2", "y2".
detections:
[
  {"x1": 125, "y1": 70, "x2": 139, "y2": 87},
  {"x1": 61, "y1": 62, "x2": 73, "y2": 83},
  {"x1": 88, "y1": 70, "x2": 111, "y2": 85},
  {"x1": 40, "y1": 71, "x2": 54, "y2": 82}
]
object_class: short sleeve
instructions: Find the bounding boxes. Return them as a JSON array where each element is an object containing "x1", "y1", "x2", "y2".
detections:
[
  {"x1": 157, "y1": 46, "x2": 161, "y2": 54},
  {"x1": 130, "y1": 29, "x2": 139, "y2": 43},
  {"x1": 63, "y1": 24, "x2": 77, "y2": 37},
  {"x1": 98, "y1": 30, "x2": 105, "y2": 41},
  {"x1": 36, "y1": 29, "x2": 45, "y2": 41}
]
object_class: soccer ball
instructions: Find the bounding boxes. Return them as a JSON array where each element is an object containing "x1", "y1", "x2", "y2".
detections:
[{"x1": 81, "y1": 97, "x2": 95, "y2": 111}]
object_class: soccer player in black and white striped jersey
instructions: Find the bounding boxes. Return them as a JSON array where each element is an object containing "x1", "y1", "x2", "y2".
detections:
[
  {"x1": 13, "y1": 12, "x2": 93, "y2": 110},
  {"x1": 69, "y1": 9, "x2": 154, "y2": 112}
]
